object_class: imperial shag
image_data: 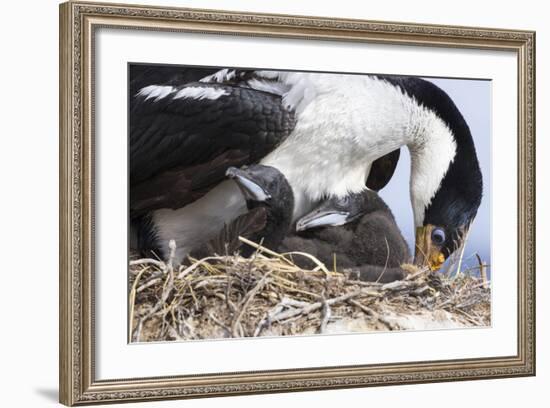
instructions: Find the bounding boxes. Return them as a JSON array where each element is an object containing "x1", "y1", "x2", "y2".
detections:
[{"x1": 131, "y1": 67, "x2": 482, "y2": 270}]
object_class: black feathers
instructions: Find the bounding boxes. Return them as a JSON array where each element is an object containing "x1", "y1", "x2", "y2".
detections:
[
  {"x1": 134, "y1": 213, "x2": 162, "y2": 259},
  {"x1": 130, "y1": 83, "x2": 296, "y2": 184},
  {"x1": 129, "y1": 79, "x2": 296, "y2": 218},
  {"x1": 377, "y1": 75, "x2": 483, "y2": 256},
  {"x1": 366, "y1": 148, "x2": 401, "y2": 192}
]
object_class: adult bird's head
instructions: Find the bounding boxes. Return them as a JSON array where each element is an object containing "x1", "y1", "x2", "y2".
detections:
[
  {"x1": 414, "y1": 178, "x2": 482, "y2": 271},
  {"x1": 390, "y1": 77, "x2": 484, "y2": 272}
]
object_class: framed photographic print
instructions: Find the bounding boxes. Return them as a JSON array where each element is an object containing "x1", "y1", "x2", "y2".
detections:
[{"x1": 59, "y1": 1, "x2": 536, "y2": 405}]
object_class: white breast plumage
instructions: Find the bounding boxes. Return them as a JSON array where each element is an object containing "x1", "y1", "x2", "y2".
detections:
[{"x1": 260, "y1": 74, "x2": 445, "y2": 219}]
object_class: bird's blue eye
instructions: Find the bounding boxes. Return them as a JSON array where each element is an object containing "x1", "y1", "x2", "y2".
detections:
[{"x1": 431, "y1": 228, "x2": 446, "y2": 245}]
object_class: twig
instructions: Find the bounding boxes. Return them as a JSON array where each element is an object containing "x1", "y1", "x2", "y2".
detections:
[
  {"x1": 166, "y1": 240, "x2": 176, "y2": 274},
  {"x1": 319, "y1": 297, "x2": 331, "y2": 333},
  {"x1": 271, "y1": 289, "x2": 367, "y2": 323},
  {"x1": 208, "y1": 312, "x2": 232, "y2": 337},
  {"x1": 413, "y1": 285, "x2": 432, "y2": 296},
  {"x1": 453, "y1": 227, "x2": 471, "y2": 279},
  {"x1": 405, "y1": 266, "x2": 430, "y2": 281},
  {"x1": 238, "y1": 236, "x2": 294, "y2": 265},
  {"x1": 231, "y1": 272, "x2": 272, "y2": 337},
  {"x1": 128, "y1": 266, "x2": 149, "y2": 342},
  {"x1": 132, "y1": 243, "x2": 177, "y2": 342},
  {"x1": 381, "y1": 280, "x2": 415, "y2": 292},
  {"x1": 348, "y1": 299, "x2": 399, "y2": 330},
  {"x1": 137, "y1": 277, "x2": 162, "y2": 293},
  {"x1": 375, "y1": 237, "x2": 390, "y2": 283},
  {"x1": 177, "y1": 256, "x2": 224, "y2": 279},
  {"x1": 129, "y1": 258, "x2": 165, "y2": 269},
  {"x1": 254, "y1": 303, "x2": 284, "y2": 337},
  {"x1": 281, "y1": 251, "x2": 331, "y2": 275},
  {"x1": 476, "y1": 254, "x2": 489, "y2": 289}
]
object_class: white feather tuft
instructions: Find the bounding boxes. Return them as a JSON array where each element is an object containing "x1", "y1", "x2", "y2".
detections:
[
  {"x1": 136, "y1": 85, "x2": 175, "y2": 101},
  {"x1": 199, "y1": 69, "x2": 237, "y2": 83},
  {"x1": 173, "y1": 86, "x2": 229, "y2": 101}
]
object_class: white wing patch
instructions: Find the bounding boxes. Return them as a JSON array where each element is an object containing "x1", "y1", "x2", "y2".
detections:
[
  {"x1": 173, "y1": 86, "x2": 229, "y2": 101},
  {"x1": 199, "y1": 68, "x2": 236, "y2": 83},
  {"x1": 136, "y1": 85, "x2": 175, "y2": 101}
]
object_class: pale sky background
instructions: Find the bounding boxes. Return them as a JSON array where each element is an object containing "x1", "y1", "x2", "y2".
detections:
[{"x1": 378, "y1": 77, "x2": 492, "y2": 274}]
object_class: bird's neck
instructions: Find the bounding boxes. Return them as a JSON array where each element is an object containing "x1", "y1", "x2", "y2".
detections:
[
  {"x1": 408, "y1": 115, "x2": 457, "y2": 228},
  {"x1": 248, "y1": 194, "x2": 294, "y2": 252},
  {"x1": 260, "y1": 207, "x2": 293, "y2": 250}
]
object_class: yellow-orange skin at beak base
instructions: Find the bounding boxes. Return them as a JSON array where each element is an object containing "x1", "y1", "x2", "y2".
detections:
[
  {"x1": 414, "y1": 226, "x2": 446, "y2": 271},
  {"x1": 429, "y1": 252, "x2": 446, "y2": 271}
]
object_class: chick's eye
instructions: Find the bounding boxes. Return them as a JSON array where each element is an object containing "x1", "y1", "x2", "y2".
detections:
[
  {"x1": 431, "y1": 228, "x2": 446, "y2": 245},
  {"x1": 338, "y1": 196, "x2": 350, "y2": 206}
]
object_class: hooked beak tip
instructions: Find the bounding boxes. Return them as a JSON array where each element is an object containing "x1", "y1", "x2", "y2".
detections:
[
  {"x1": 295, "y1": 211, "x2": 350, "y2": 232},
  {"x1": 225, "y1": 167, "x2": 239, "y2": 178},
  {"x1": 228, "y1": 169, "x2": 270, "y2": 202}
]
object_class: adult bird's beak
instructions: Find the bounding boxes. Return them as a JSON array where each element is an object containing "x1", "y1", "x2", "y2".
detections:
[
  {"x1": 226, "y1": 167, "x2": 271, "y2": 202},
  {"x1": 414, "y1": 225, "x2": 446, "y2": 271}
]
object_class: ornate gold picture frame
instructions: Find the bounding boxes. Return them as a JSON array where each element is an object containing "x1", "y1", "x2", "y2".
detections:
[{"x1": 59, "y1": 1, "x2": 535, "y2": 405}]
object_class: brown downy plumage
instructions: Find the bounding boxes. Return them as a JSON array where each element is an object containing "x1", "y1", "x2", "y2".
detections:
[
  {"x1": 197, "y1": 164, "x2": 410, "y2": 283},
  {"x1": 283, "y1": 190, "x2": 411, "y2": 282}
]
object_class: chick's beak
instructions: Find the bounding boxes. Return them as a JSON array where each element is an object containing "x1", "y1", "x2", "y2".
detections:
[
  {"x1": 226, "y1": 167, "x2": 271, "y2": 202},
  {"x1": 295, "y1": 210, "x2": 349, "y2": 232},
  {"x1": 414, "y1": 225, "x2": 446, "y2": 271}
]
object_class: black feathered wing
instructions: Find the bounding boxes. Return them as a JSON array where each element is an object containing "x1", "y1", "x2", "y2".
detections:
[
  {"x1": 366, "y1": 148, "x2": 400, "y2": 192},
  {"x1": 130, "y1": 82, "x2": 296, "y2": 217}
]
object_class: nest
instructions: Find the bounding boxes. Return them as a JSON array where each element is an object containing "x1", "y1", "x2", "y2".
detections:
[{"x1": 129, "y1": 238, "x2": 491, "y2": 342}]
